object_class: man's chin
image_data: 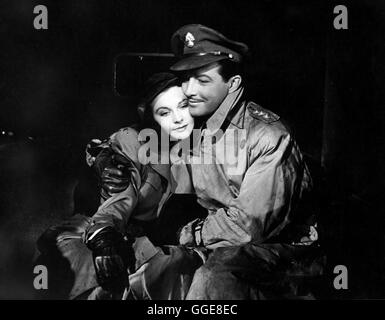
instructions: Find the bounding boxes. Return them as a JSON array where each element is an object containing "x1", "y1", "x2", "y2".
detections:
[{"x1": 189, "y1": 105, "x2": 210, "y2": 117}]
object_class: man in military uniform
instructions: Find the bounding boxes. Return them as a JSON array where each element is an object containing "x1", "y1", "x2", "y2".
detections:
[
  {"x1": 101, "y1": 24, "x2": 321, "y2": 299},
  {"x1": 168, "y1": 24, "x2": 320, "y2": 299}
]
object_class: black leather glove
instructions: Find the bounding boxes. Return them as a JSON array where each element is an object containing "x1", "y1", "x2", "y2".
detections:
[
  {"x1": 100, "y1": 161, "x2": 131, "y2": 196},
  {"x1": 89, "y1": 147, "x2": 133, "y2": 198},
  {"x1": 86, "y1": 227, "x2": 133, "y2": 293}
]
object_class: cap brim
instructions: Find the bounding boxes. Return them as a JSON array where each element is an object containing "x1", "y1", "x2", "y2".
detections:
[{"x1": 170, "y1": 55, "x2": 229, "y2": 71}]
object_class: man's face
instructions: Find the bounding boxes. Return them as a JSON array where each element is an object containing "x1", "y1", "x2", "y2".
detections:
[{"x1": 181, "y1": 63, "x2": 230, "y2": 117}]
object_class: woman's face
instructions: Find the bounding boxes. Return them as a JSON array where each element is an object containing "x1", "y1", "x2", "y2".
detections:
[{"x1": 152, "y1": 86, "x2": 194, "y2": 140}]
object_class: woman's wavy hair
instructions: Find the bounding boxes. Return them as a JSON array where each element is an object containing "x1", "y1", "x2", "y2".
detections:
[{"x1": 136, "y1": 72, "x2": 181, "y2": 133}]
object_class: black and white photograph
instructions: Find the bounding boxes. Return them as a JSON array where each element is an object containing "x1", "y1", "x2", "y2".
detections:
[{"x1": 0, "y1": 0, "x2": 384, "y2": 306}]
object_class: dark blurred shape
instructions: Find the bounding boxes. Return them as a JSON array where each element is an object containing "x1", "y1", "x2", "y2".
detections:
[{"x1": 114, "y1": 53, "x2": 177, "y2": 97}]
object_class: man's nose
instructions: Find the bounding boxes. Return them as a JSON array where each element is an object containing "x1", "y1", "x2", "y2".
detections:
[{"x1": 182, "y1": 78, "x2": 197, "y2": 98}]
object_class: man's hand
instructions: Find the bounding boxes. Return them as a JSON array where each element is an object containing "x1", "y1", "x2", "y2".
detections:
[
  {"x1": 86, "y1": 227, "x2": 132, "y2": 293},
  {"x1": 178, "y1": 218, "x2": 203, "y2": 247}
]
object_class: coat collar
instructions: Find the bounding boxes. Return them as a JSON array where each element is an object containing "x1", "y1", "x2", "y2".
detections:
[{"x1": 205, "y1": 86, "x2": 245, "y2": 132}]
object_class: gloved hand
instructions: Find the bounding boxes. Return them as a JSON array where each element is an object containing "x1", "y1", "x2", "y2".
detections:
[
  {"x1": 99, "y1": 153, "x2": 132, "y2": 198},
  {"x1": 86, "y1": 226, "x2": 133, "y2": 293},
  {"x1": 86, "y1": 140, "x2": 133, "y2": 198}
]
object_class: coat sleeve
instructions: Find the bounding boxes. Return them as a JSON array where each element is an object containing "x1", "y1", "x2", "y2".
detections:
[
  {"x1": 87, "y1": 127, "x2": 143, "y2": 235},
  {"x1": 200, "y1": 127, "x2": 312, "y2": 249}
]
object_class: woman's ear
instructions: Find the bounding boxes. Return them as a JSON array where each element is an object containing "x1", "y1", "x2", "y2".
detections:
[{"x1": 228, "y1": 75, "x2": 242, "y2": 93}]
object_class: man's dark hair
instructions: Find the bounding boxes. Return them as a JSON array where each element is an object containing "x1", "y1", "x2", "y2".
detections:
[{"x1": 217, "y1": 59, "x2": 244, "y2": 82}]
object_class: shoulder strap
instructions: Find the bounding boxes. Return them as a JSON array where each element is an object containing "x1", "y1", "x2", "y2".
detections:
[{"x1": 247, "y1": 102, "x2": 280, "y2": 124}]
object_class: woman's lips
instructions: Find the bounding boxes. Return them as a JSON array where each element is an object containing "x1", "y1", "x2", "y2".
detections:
[{"x1": 173, "y1": 124, "x2": 188, "y2": 132}]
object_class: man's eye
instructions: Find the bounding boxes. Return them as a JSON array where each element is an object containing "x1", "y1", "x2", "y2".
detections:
[{"x1": 198, "y1": 79, "x2": 209, "y2": 84}]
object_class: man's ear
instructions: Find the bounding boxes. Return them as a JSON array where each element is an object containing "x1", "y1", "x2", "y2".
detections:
[{"x1": 228, "y1": 75, "x2": 242, "y2": 93}]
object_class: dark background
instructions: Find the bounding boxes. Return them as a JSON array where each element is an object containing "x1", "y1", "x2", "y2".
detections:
[{"x1": 0, "y1": 0, "x2": 384, "y2": 299}]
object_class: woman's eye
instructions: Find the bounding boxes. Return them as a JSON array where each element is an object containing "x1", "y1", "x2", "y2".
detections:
[
  {"x1": 159, "y1": 112, "x2": 170, "y2": 117},
  {"x1": 198, "y1": 79, "x2": 209, "y2": 84}
]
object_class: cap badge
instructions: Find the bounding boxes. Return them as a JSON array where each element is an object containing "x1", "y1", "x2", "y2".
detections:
[{"x1": 184, "y1": 32, "x2": 195, "y2": 48}]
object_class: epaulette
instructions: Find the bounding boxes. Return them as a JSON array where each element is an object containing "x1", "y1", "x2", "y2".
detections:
[{"x1": 247, "y1": 102, "x2": 280, "y2": 124}]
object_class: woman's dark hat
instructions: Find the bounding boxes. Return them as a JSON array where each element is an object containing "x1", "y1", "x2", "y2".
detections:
[{"x1": 137, "y1": 72, "x2": 179, "y2": 120}]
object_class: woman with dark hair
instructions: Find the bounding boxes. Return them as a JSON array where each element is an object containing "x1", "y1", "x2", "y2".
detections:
[{"x1": 35, "y1": 72, "x2": 204, "y2": 300}]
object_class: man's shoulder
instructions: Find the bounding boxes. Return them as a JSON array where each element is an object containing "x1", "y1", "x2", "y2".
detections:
[
  {"x1": 244, "y1": 102, "x2": 289, "y2": 135},
  {"x1": 246, "y1": 102, "x2": 280, "y2": 124},
  {"x1": 240, "y1": 101, "x2": 293, "y2": 151},
  {"x1": 113, "y1": 126, "x2": 140, "y2": 137},
  {"x1": 109, "y1": 125, "x2": 142, "y2": 145},
  {"x1": 109, "y1": 126, "x2": 142, "y2": 163}
]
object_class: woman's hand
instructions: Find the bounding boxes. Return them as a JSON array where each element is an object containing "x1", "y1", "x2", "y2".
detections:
[
  {"x1": 85, "y1": 226, "x2": 132, "y2": 293},
  {"x1": 87, "y1": 145, "x2": 132, "y2": 198},
  {"x1": 99, "y1": 154, "x2": 132, "y2": 197}
]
